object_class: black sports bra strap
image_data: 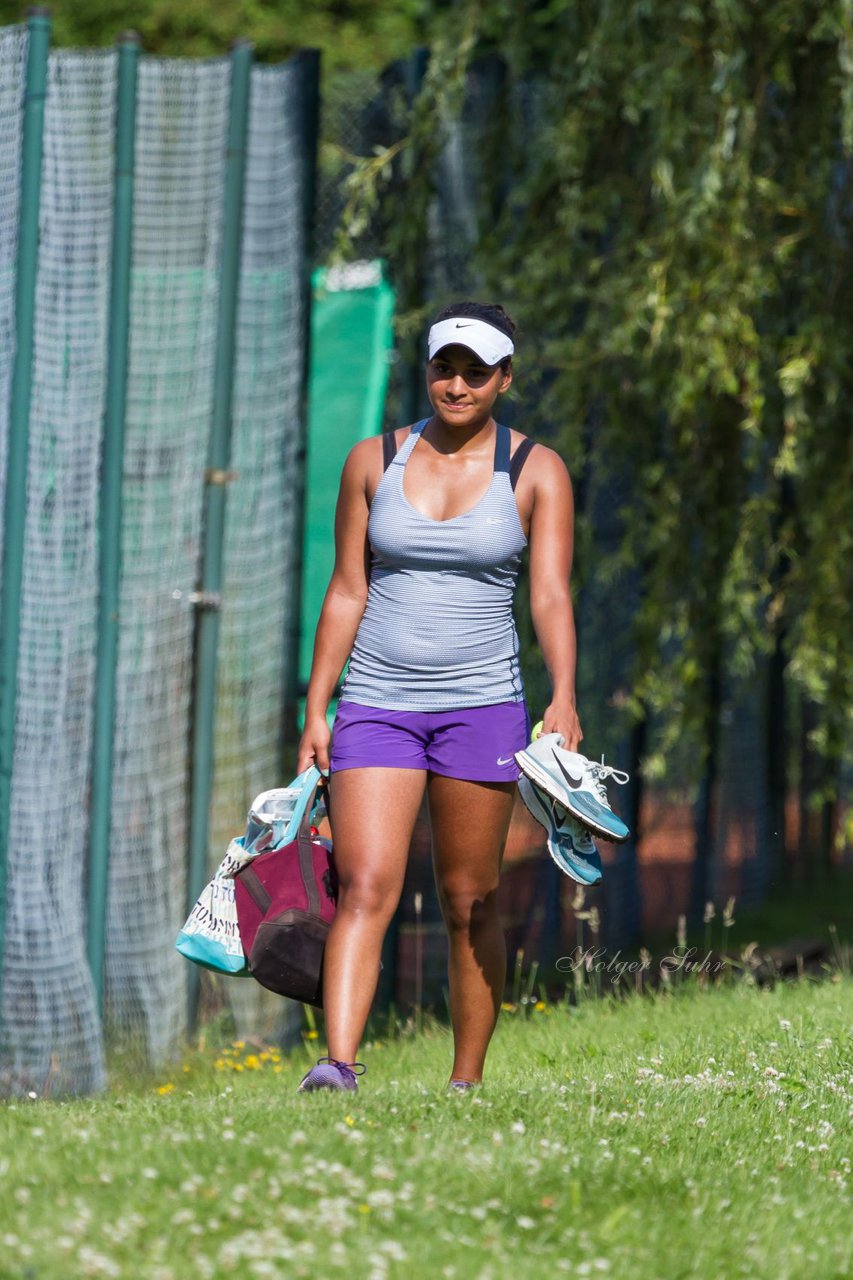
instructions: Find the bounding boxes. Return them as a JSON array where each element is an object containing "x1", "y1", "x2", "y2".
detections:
[
  {"x1": 381, "y1": 429, "x2": 397, "y2": 472},
  {"x1": 383, "y1": 421, "x2": 429, "y2": 471},
  {"x1": 494, "y1": 423, "x2": 511, "y2": 473},
  {"x1": 509, "y1": 437, "x2": 536, "y2": 491}
]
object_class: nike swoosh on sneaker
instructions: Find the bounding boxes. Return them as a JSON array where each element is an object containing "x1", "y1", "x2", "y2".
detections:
[
  {"x1": 497, "y1": 755, "x2": 514, "y2": 766},
  {"x1": 455, "y1": 322, "x2": 473, "y2": 328},
  {"x1": 553, "y1": 753, "x2": 585, "y2": 788}
]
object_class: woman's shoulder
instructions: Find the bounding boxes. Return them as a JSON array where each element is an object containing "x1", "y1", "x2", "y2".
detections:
[
  {"x1": 507, "y1": 428, "x2": 570, "y2": 477},
  {"x1": 345, "y1": 425, "x2": 419, "y2": 502},
  {"x1": 378, "y1": 423, "x2": 417, "y2": 452},
  {"x1": 348, "y1": 424, "x2": 416, "y2": 462},
  {"x1": 345, "y1": 426, "x2": 407, "y2": 470}
]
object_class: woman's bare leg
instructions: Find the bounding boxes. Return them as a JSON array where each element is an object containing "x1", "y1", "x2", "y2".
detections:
[
  {"x1": 323, "y1": 767, "x2": 426, "y2": 1064},
  {"x1": 427, "y1": 775, "x2": 515, "y2": 1084}
]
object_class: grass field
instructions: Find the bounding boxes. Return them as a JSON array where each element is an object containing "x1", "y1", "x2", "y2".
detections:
[{"x1": 2, "y1": 974, "x2": 852, "y2": 1280}]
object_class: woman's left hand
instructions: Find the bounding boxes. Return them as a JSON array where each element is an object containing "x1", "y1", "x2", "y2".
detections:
[{"x1": 540, "y1": 700, "x2": 583, "y2": 753}]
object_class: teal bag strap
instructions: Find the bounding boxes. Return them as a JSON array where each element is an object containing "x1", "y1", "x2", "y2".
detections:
[
  {"x1": 278, "y1": 765, "x2": 322, "y2": 845},
  {"x1": 296, "y1": 774, "x2": 327, "y2": 842}
]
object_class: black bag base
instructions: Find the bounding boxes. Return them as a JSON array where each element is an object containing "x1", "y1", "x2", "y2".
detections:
[{"x1": 248, "y1": 910, "x2": 330, "y2": 1007}]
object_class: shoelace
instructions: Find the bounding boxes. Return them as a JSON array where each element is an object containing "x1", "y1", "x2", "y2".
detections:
[
  {"x1": 588, "y1": 758, "x2": 630, "y2": 807},
  {"x1": 319, "y1": 1056, "x2": 367, "y2": 1084}
]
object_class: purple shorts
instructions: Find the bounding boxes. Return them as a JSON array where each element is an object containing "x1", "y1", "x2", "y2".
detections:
[{"x1": 329, "y1": 699, "x2": 531, "y2": 783}]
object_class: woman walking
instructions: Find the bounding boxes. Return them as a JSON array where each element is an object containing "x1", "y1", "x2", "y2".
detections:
[{"x1": 296, "y1": 301, "x2": 580, "y2": 1091}]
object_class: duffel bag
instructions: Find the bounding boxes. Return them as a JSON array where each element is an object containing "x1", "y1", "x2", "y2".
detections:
[
  {"x1": 176, "y1": 765, "x2": 324, "y2": 975},
  {"x1": 234, "y1": 777, "x2": 336, "y2": 1006}
]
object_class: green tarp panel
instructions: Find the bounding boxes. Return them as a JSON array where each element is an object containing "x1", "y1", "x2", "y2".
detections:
[{"x1": 299, "y1": 260, "x2": 395, "y2": 713}]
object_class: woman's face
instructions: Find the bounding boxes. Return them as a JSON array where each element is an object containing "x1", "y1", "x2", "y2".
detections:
[{"x1": 426, "y1": 344, "x2": 512, "y2": 429}]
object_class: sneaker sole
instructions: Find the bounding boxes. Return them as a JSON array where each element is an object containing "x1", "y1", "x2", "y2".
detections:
[
  {"x1": 297, "y1": 1082, "x2": 357, "y2": 1093},
  {"x1": 514, "y1": 750, "x2": 629, "y2": 844}
]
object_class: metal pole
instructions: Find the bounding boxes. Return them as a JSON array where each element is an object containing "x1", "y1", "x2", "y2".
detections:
[
  {"x1": 0, "y1": 7, "x2": 50, "y2": 1006},
  {"x1": 186, "y1": 39, "x2": 253, "y2": 1027},
  {"x1": 400, "y1": 47, "x2": 429, "y2": 427},
  {"x1": 87, "y1": 31, "x2": 140, "y2": 1008},
  {"x1": 283, "y1": 48, "x2": 321, "y2": 738}
]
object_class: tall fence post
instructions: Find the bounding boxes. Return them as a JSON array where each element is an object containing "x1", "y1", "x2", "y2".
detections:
[
  {"x1": 284, "y1": 48, "x2": 321, "y2": 738},
  {"x1": 87, "y1": 31, "x2": 140, "y2": 1009},
  {"x1": 0, "y1": 7, "x2": 51, "y2": 1009},
  {"x1": 186, "y1": 39, "x2": 253, "y2": 1028},
  {"x1": 399, "y1": 47, "x2": 429, "y2": 427}
]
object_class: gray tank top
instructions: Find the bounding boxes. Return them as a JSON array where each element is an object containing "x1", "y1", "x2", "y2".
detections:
[{"x1": 341, "y1": 419, "x2": 529, "y2": 710}]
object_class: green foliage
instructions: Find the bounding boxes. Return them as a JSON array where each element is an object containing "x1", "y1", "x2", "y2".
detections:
[
  {"x1": 334, "y1": 16, "x2": 477, "y2": 298},
  {"x1": 4, "y1": 0, "x2": 849, "y2": 778},
  {"x1": 349, "y1": 0, "x2": 853, "y2": 773},
  {"x1": 0, "y1": 0, "x2": 431, "y2": 67}
]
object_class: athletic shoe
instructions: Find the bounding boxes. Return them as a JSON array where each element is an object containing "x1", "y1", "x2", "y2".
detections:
[
  {"x1": 518, "y1": 775, "x2": 603, "y2": 885},
  {"x1": 515, "y1": 734, "x2": 630, "y2": 843},
  {"x1": 297, "y1": 1056, "x2": 366, "y2": 1092},
  {"x1": 448, "y1": 1079, "x2": 477, "y2": 1091}
]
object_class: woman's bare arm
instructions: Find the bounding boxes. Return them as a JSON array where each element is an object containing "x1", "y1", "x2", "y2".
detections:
[
  {"x1": 297, "y1": 438, "x2": 377, "y2": 773},
  {"x1": 526, "y1": 447, "x2": 583, "y2": 750}
]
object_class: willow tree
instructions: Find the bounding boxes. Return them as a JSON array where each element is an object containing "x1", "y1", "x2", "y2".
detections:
[{"x1": 345, "y1": 1, "x2": 853, "y2": 890}]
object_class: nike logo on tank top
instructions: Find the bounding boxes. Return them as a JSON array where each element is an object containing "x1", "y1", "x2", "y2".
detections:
[{"x1": 341, "y1": 420, "x2": 528, "y2": 711}]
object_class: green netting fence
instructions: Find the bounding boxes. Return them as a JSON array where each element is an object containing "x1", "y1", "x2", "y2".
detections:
[{"x1": 0, "y1": 17, "x2": 317, "y2": 1096}]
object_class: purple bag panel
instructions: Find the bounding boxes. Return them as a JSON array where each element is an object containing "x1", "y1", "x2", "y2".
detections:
[{"x1": 234, "y1": 834, "x2": 337, "y2": 1007}]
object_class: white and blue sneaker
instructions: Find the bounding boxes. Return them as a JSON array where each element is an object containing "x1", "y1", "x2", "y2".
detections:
[
  {"x1": 515, "y1": 734, "x2": 630, "y2": 843},
  {"x1": 518, "y1": 775, "x2": 603, "y2": 886}
]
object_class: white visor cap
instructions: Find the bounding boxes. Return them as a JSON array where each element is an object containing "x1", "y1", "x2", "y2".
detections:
[{"x1": 427, "y1": 317, "x2": 514, "y2": 366}]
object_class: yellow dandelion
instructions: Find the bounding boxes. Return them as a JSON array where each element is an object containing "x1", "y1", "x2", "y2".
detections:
[
  {"x1": 273, "y1": 1065, "x2": 283, "y2": 1074},
  {"x1": 233, "y1": 1040, "x2": 245, "y2": 1050},
  {"x1": 358, "y1": 1204, "x2": 371, "y2": 1214},
  {"x1": 534, "y1": 1001, "x2": 546, "y2": 1011},
  {"x1": 182, "y1": 1064, "x2": 191, "y2": 1073},
  {"x1": 344, "y1": 1114, "x2": 355, "y2": 1126},
  {"x1": 501, "y1": 1002, "x2": 516, "y2": 1012},
  {"x1": 244, "y1": 1054, "x2": 261, "y2": 1071},
  {"x1": 156, "y1": 1083, "x2": 174, "y2": 1095},
  {"x1": 232, "y1": 1062, "x2": 244, "y2": 1072},
  {"x1": 305, "y1": 1030, "x2": 319, "y2": 1040}
]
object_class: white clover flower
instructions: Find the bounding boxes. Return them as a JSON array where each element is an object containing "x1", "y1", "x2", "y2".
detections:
[{"x1": 377, "y1": 1241, "x2": 407, "y2": 1261}]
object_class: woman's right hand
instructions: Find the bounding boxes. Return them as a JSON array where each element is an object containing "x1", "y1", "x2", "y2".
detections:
[{"x1": 297, "y1": 713, "x2": 332, "y2": 775}]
